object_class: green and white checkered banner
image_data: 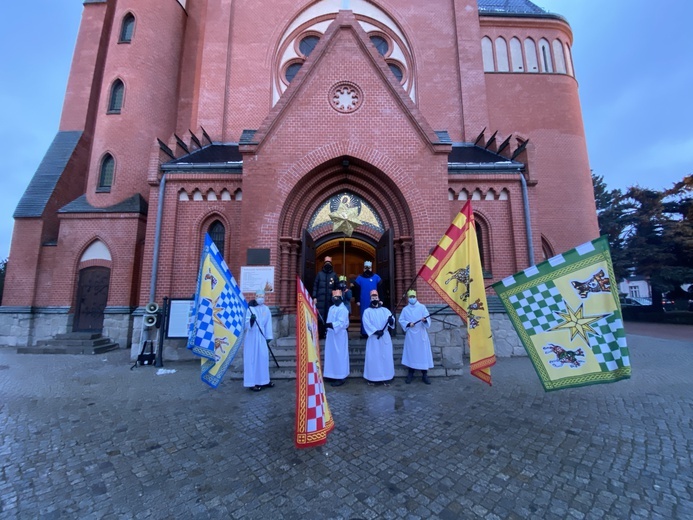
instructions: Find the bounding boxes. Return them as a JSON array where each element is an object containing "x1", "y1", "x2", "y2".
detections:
[{"x1": 492, "y1": 236, "x2": 631, "y2": 391}]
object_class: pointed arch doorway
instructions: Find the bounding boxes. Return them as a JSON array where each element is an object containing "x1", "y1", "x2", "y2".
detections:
[{"x1": 278, "y1": 156, "x2": 414, "y2": 317}]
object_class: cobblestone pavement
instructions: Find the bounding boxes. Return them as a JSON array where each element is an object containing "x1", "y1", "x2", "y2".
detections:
[{"x1": 1, "y1": 325, "x2": 691, "y2": 519}]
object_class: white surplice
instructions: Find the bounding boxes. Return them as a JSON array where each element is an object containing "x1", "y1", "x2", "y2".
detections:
[
  {"x1": 362, "y1": 305, "x2": 395, "y2": 382},
  {"x1": 243, "y1": 304, "x2": 273, "y2": 387},
  {"x1": 399, "y1": 301, "x2": 434, "y2": 370},
  {"x1": 323, "y1": 303, "x2": 350, "y2": 380}
]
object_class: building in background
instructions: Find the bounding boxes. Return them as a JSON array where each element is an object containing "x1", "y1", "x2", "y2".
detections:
[{"x1": 1, "y1": 0, "x2": 598, "y2": 356}]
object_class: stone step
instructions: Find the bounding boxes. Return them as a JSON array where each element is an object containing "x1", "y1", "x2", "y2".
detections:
[
  {"x1": 226, "y1": 334, "x2": 454, "y2": 379},
  {"x1": 223, "y1": 364, "x2": 463, "y2": 380},
  {"x1": 54, "y1": 332, "x2": 103, "y2": 340},
  {"x1": 18, "y1": 336, "x2": 120, "y2": 355}
]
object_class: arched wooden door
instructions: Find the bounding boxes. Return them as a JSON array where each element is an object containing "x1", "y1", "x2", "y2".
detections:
[{"x1": 73, "y1": 266, "x2": 110, "y2": 332}]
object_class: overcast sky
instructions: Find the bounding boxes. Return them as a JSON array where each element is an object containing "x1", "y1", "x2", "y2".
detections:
[{"x1": 1, "y1": 1, "x2": 692, "y2": 260}]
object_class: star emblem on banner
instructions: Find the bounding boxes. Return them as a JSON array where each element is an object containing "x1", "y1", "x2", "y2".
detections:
[
  {"x1": 550, "y1": 303, "x2": 608, "y2": 344},
  {"x1": 329, "y1": 203, "x2": 362, "y2": 237}
]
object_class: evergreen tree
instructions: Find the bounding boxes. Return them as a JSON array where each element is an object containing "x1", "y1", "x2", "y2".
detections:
[{"x1": 592, "y1": 173, "x2": 628, "y2": 279}]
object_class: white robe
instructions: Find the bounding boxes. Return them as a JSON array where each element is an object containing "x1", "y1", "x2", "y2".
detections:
[
  {"x1": 399, "y1": 302, "x2": 434, "y2": 370},
  {"x1": 362, "y1": 305, "x2": 395, "y2": 382},
  {"x1": 323, "y1": 303, "x2": 350, "y2": 379},
  {"x1": 243, "y1": 304, "x2": 273, "y2": 387}
]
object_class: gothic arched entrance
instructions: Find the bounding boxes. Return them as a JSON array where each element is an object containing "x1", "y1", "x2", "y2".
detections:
[{"x1": 277, "y1": 157, "x2": 415, "y2": 315}]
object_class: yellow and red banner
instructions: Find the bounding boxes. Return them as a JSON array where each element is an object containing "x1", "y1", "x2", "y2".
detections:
[
  {"x1": 295, "y1": 275, "x2": 334, "y2": 448},
  {"x1": 419, "y1": 201, "x2": 496, "y2": 384}
]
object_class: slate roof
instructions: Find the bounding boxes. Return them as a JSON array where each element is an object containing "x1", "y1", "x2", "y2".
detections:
[
  {"x1": 162, "y1": 144, "x2": 243, "y2": 172},
  {"x1": 477, "y1": 0, "x2": 565, "y2": 21},
  {"x1": 58, "y1": 194, "x2": 148, "y2": 215},
  {"x1": 14, "y1": 131, "x2": 83, "y2": 218},
  {"x1": 448, "y1": 143, "x2": 524, "y2": 171}
]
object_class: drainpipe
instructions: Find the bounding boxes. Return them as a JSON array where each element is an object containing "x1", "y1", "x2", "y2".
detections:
[
  {"x1": 519, "y1": 172, "x2": 535, "y2": 266},
  {"x1": 149, "y1": 174, "x2": 167, "y2": 303}
]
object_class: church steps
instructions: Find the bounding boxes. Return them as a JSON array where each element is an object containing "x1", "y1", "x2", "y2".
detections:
[
  {"x1": 224, "y1": 334, "x2": 461, "y2": 380},
  {"x1": 18, "y1": 333, "x2": 119, "y2": 355}
]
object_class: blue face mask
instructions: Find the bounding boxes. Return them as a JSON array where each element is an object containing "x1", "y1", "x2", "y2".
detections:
[
  {"x1": 408, "y1": 297, "x2": 417, "y2": 305},
  {"x1": 256, "y1": 297, "x2": 264, "y2": 305}
]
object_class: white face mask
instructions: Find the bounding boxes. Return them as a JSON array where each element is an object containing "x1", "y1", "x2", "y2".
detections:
[
  {"x1": 408, "y1": 297, "x2": 417, "y2": 305},
  {"x1": 256, "y1": 298, "x2": 264, "y2": 305}
]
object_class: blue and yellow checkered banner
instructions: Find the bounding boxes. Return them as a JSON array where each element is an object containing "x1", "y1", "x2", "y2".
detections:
[
  {"x1": 492, "y1": 236, "x2": 631, "y2": 391},
  {"x1": 187, "y1": 234, "x2": 248, "y2": 388}
]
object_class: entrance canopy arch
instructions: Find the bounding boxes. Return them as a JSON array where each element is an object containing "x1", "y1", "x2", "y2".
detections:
[{"x1": 277, "y1": 156, "x2": 416, "y2": 311}]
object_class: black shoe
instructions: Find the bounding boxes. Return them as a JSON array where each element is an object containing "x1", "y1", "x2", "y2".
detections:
[
  {"x1": 405, "y1": 373, "x2": 413, "y2": 384},
  {"x1": 422, "y1": 373, "x2": 431, "y2": 385},
  {"x1": 330, "y1": 379, "x2": 346, "y2": 387},
  {"x1": 360, "y1": 334, "x2": 368, "y2": 339}
]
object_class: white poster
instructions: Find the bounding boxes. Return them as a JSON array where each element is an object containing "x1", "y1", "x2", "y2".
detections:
[
  {"x1": 167, "y1": 299, "x2": 194, "y2": 338},
  {"x1": 241, "y1": 266, "x2": 275, "y2": 294}
]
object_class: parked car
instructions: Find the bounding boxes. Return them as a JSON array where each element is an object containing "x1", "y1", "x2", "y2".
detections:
[{"x1": 661, "y1": 296, "x2": 675, "y2": 311}]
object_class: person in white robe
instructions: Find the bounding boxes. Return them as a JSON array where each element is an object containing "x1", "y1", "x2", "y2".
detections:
[
  {"x1": 323, "y1": 289, "x2": 350, "y2": 386},
  {"x1": 399, "y1": 289, "x2": 433, "y2": 384},
  {"x1": 243, "y1": 290, "x2": 274, "y2": 391},
  {"x1": 362, "y1": 289, "x2": 395, "y2": 385}
]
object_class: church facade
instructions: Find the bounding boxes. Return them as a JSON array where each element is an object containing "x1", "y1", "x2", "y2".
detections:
[{"x1": 1, "y1": 0, "x2": 598, "y2": 358}]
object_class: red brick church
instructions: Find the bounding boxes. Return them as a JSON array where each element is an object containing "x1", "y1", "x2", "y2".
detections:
[{"x1": 1, "y1": 0, "x2": 598, "y2": 358}]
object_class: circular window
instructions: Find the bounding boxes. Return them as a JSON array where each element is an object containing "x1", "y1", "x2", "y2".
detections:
[
  {"x1": 329, "y1": 82, "x2": 363, "y2": 113},
  {"x1": 388, "y1": 63, "x2": 404, "y2": 83},
  {"x1": 285, "y1": 62, "x2": 303, "y2": 83},
  {"x1": 299, "y1": 35, "x2": 320, "y2": 57},
  {"x1": 370, "y1": 35, "x2": 389, "y2": 56}
]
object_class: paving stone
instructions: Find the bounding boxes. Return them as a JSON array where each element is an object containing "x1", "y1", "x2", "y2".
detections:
[{"x1": 0, "y1": 327, "x2": 692, "y2": 519}]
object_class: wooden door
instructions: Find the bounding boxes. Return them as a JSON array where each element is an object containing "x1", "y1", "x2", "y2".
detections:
[{"x1": 74, "y1": 267, "x2": 110, "y2": 331}]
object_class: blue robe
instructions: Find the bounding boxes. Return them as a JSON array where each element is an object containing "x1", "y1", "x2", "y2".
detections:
[{"x1": 355, "y1": 273, "x2": 382, "y2": 335}]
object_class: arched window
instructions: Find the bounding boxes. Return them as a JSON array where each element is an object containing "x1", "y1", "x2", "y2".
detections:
[
  {"x1": 553, "y1": 39, "x2": 567, "y2": 74},
  {"x1": 208, "y1": 220, "x2": 226, "y2": 257},
  {"x1": 108, "y1": 79, "x2": 124, "y2": 113},
  {"x1": 299, "y1": 35, "x2": 320, "y2": 57},
  {"x1": 474, "y1": 218, "x2": 492, "y2": 275},
  {"x1": 370, "y1": 35, "x2": 389, "y2": 56},
  {"x1": 564, "y1": 43, "x2": 575, "y2": 77},
  {"x1": 388, "y1": 62, "x2": 404, "y2": 83},
  {"x1": 539, "y1": 38, "x2": 553, "y2": 73},
  {"x1": 285, "y1": 62, "x2": 302, "y2": 83},
  {"x1": 495, "y1": 37, "x2": 509, "y2": 72},
  {"x1": 524, "y1": 38, "x2": 538, "y2": 73},
  {"x1": 98, "y1": 154, "x2": 115, "y2": 190},
  {"x1": 510, "y1": 37, "x2": 523, "y2": 72},
  {"x1": 481, "y1": 37, "x2": 494, "y2": 72},
  {"x1": 541, "y1": 236, "x2": 555, "y2": 261},
  {"x1": 119, "y1": 13, "x2": 135, "y2": 43}
]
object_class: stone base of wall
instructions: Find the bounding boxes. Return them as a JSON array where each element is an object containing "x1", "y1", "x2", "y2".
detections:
[
  {"x1": 0, "y1": 306, "x2": 135, "y2": 350},
  {"x1": 1, "y1": 305, "x2": 525, "y2": 364}
]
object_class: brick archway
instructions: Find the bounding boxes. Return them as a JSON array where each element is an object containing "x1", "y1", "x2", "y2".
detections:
[{"x1": 277, "y1": 156, "x2": 415, "y2": 311}]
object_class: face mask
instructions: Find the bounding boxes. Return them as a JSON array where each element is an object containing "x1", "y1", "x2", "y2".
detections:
[
  {"x1": 370, "y1": 299, "x2": 379, "y2": 307},
  {"x1": 256, "y1": 298, "x2": 264, "y2": 305},
  {"x1": 408, "y1": 297, "x2": 417, "y2": 305},
  {"x1": 364, "y1": 269, "x2": 372, "y2": 276},
  {"x1": 332, "y1": 298, "x2": 342, "y2": 305},
  {"x1": 323, "y1": 263, "x2": 333, "y2": 272}
]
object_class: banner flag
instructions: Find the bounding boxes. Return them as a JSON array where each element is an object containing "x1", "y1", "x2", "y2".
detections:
[
  {"x1": 492, "y1": 236, "x2": 631, "y2": 391},
  {"x1": 295, "y1": 275, "x2": 334, "y2": 448},
  {"x1": 187, "y1": 234, "x2": 248, "y2": 388},
  {"x1": 418, "y1": 201, "x2": 495, "y2": 385}
]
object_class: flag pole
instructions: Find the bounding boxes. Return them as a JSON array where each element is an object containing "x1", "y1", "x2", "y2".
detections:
[{"x1": 393, "y1": 275, "x2": 420, "y2": 313}]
